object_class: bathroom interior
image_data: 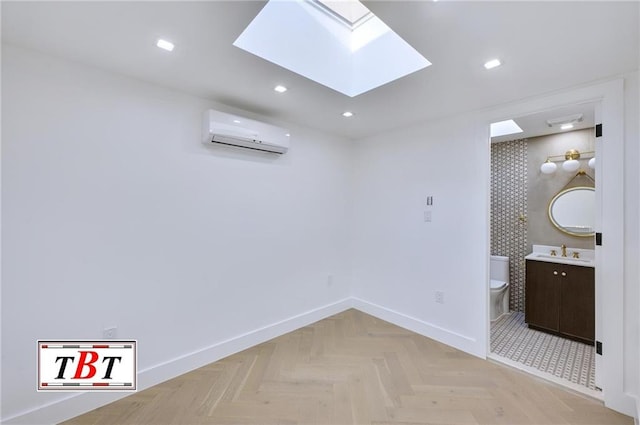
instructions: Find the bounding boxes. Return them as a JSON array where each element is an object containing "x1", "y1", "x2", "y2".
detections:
[{"x1": 488, "y1": 102, "x2": 598, "y2": 395}]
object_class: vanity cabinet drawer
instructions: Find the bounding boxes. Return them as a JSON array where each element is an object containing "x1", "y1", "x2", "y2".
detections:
[{"x1": 525, "y1": 259, "x2": 594, "y2": 344}]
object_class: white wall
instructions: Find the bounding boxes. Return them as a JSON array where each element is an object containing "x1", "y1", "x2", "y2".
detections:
[
  {"x1": 1, "y1": 45, "x2": 353, "y2": 422},
  {"x1": 350, "y1": 114, "x2": 489, "y2": 356}
]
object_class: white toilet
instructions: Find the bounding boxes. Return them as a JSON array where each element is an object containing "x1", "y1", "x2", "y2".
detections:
[{"x1": 490, "y1": 255, "x2": 510, "y2": 321}]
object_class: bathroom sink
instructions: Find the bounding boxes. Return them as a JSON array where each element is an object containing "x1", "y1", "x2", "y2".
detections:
[
  {"x1": 532, "y1": 253, "x2": 590, "y2": 263},
  {"x1": 525, "y1": 252, "x2": 594, "y2": 267}
]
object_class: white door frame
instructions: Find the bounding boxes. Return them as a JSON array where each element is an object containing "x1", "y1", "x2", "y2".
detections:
[{"x1": 483, "y1": 79, "x2": 634, "y2": 416}]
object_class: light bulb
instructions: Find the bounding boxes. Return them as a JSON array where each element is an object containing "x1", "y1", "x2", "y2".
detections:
[
  {"x1": 588, "y1": 157, "x2": 596, "y2": 169},
  {"x1": 562, "y1": 159, "x2": 580, "y2": 172},
  {"x1": 540, "y1": 161, "x2": 557, "y2": 174}
]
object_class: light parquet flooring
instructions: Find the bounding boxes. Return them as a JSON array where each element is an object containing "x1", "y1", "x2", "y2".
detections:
[{"x1": 63, "y1": 309, "x2": 632, "y2": 425}]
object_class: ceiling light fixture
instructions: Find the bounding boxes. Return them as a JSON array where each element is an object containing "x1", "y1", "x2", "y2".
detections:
[
  {"x1": 156, "y1": 39, "x2": 174, "y2": 52},
  {"x1": 274, "y1": 85, "x2": 288, "y2": 93},
  {"x1": 342, "y1": 111, "x2": 354, "y2": 118},
  {"x1": 546, "y1": 113, "x2": 583, "y2": 128},
  {"x1": 540, "y1": 149, "x2": 596, "y2": 175},
  {"x1": 484, "y1": 59, "x2": 501, "y2": 70}
]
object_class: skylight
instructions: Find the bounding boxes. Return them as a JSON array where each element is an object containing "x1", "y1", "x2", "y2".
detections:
[
  {"x1": 490, "y1": 119, "x2": 523, "y2": 138},
  {"x1": 234, "y1": 0, "x2": 431, "y2": 97}
]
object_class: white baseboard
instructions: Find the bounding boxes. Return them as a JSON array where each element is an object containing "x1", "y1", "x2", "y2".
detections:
[
  {"x1": 2, "y1": 298, "x2": 353, "y2": 425},
  {"x1": 350, "y1": 297, "x2": 481, "y2": 357}
]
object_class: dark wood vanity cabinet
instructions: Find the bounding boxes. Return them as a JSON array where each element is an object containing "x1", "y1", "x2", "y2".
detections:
[{"x1": 525, "y1": 259, "x2": 594, "y2": 345}]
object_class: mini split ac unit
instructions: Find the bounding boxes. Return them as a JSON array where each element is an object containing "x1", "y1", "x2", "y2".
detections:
[{"x1": 202, "y1": 110, "x2": 290, "y2": 154}]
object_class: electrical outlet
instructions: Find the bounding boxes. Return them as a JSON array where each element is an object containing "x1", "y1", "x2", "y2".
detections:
[
  {"x1": 435, "y1": 291, "x2": 444, "y2": 304},
  {"x1": 424, "y1": 211, "x2": 432, "y2": 222},
  {"x1": 103, "y1": 326, "x2": 117, "y2": 339}
]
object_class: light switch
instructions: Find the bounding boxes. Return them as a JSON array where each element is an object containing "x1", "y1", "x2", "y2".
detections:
[{"x1": 426, "y1": 196, "x2": 433, "y2": 206}]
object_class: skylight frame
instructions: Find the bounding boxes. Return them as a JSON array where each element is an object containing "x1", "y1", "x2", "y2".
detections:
[{"x1": 310, "y1": 0, "x2": 374, "y2": 30}]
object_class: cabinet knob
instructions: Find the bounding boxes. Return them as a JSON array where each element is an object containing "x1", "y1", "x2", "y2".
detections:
[
  {"x1": 553, "y1": 271, "x2": 558, "y2": 275},
  {"x1": 561, "y1": 272, "x2": 567, "y2": 277}
]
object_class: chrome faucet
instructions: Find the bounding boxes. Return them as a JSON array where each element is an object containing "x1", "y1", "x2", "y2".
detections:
[{"x1": 561, "y1": 244, "x2": 567, "y2": 257}]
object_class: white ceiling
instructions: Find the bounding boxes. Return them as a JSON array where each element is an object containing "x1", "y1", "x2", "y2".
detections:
[{"x1": 2, "y1": 1, "x2": 638, "y2": 140}]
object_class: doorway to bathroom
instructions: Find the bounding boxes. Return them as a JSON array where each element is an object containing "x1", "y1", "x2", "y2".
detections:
[
  {"x1": 484, "y1": 80, "x2": 631, "y2": 415},
  {"x1": 488, "y1": 101, "x2": 600, "y2": 398}
]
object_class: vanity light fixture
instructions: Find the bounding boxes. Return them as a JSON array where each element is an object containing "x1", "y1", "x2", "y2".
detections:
[
  {"x1": 540, "y1": 160, "x2": 558, "y2": 174},
  {"x1": 540, "y1": 149, "x2": 596, "y2": 175},
  {"x1": 563, "y1": 155, "x2": 580, "y2": 172}
]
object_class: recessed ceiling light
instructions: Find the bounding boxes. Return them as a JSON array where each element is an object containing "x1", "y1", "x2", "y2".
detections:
[
  {"x1": 274, "y1": 85, "x2": 288, "y2": 93},
  {"x1": 342, "y1": 111, "x2": 354, "y2": 118},
  {"x1": 484, "y1": 59, "x2": 501, "y2": 70},
  {"x1": 560, "y1": 123, "x2": 574, "y2": 130},
  {"x1": 156, "y1": 39, "x2": 174, "y2": 52}
]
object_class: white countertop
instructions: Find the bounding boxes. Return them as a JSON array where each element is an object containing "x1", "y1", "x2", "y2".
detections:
[{"x1": 525, "y1": 244, "x2": 595, "y2": 268}]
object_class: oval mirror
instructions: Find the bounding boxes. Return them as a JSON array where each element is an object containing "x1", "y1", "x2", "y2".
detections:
[{"x1": 548, "y1": 186, "x2": 595, "y2": 237}]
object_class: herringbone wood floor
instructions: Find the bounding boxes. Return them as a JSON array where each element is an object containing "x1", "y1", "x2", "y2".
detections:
[{"x1": 63, "y1": 309, "x2": 632, "y2": 425}]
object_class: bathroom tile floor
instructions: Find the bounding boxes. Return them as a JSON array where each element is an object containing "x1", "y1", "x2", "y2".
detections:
[{"x1": 491, "y1": 311, "x2": 596, "y2": 390}]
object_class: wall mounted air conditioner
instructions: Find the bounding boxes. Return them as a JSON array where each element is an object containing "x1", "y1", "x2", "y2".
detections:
[{"x1": 202, "y1": 110, "x2": 290, "y2": 154}]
